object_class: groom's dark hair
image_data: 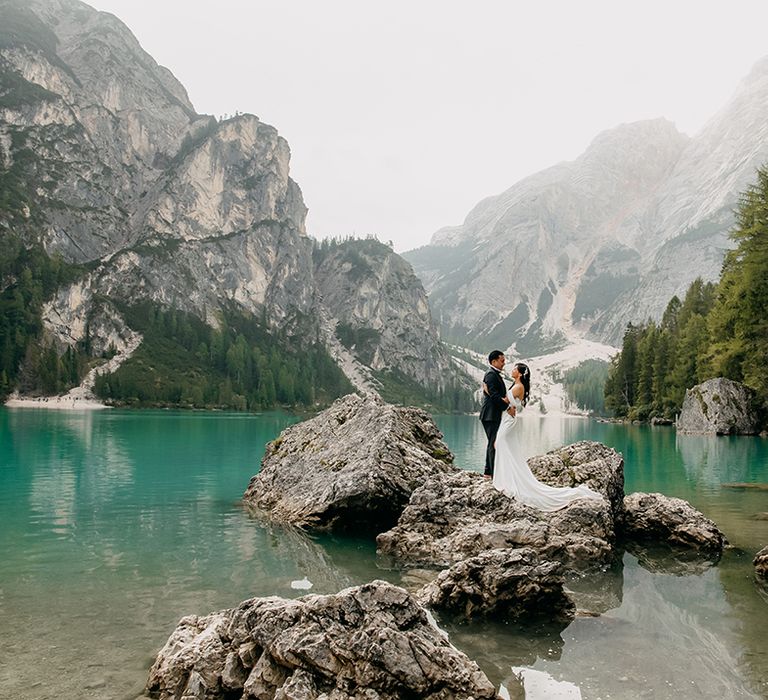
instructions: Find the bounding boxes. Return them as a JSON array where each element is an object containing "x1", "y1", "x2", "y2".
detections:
[{"x1": 488, "y1": 350, "x2": 504, "y2": 363}]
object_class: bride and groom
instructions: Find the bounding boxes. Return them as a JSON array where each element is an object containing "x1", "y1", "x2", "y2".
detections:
[{"x1": 480, "y1": 350, "x2": 602, "y2": 511}]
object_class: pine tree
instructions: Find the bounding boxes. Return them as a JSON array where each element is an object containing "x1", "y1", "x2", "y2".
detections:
[
  {"x1": 709, "y1": 166, "x2": 768, "y2": 397},
  {"x1": 651, "y1": 328, "x2": 674, "y2": 416},
  {"x1": 605, "y1": 323, "x2": 641, "y2": 416},
  {"x1": 633, "y1": 322, "x2": 658, "y2": 419}
]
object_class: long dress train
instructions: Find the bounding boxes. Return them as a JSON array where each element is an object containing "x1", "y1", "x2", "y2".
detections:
[{"x1": 492, "y1": 394, "x2": 603, "y2": 511}]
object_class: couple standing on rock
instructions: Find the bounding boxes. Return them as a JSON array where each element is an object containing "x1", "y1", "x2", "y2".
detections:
[{"x1": 479, "y1": 349, "x2": 603, "y2": 511}]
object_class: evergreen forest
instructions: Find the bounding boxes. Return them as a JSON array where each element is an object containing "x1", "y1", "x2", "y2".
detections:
[
  {"x1": 92, "y1": 302, "x2": 354, "y2": 410},
  {"x1": 0, "y1": 230, "x2": 355, "y2": 411},
  {"x1": 0, "y1": 233, "x2": 88, "y2": 397},
  {"x1": 559, "y1": 360, "x2": 610, "y2": 415},
  {"x1": 604, "y1": 167, "x2": 768, "y2": 420}
]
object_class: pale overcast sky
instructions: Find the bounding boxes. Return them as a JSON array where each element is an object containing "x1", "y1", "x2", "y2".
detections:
[{"x1": 88, "y1": 1, "x2": 768, "y2": 253}]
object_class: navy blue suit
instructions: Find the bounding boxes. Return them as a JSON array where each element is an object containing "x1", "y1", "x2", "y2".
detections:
[{"x1": 479, "y1": 367, "x2": 508, "y2": 476}]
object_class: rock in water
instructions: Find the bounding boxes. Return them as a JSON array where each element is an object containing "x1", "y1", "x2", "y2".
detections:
[
  {"x1": 527, "y1": 441, "x2": 625, "y2": 521},
  {"x1": 676, "y1": 378, "x2": 761, "y2": 435},
  {"x1": 754, "y1": 546, "x2": 768, "y2": 580},
  {"x1": 242, "y1": 394, "x2": 456, "y2": 532},
  {"x1": 377, "y1": 465, "x2": 616, "y2": 572},
  {"x1": 417, "y1": 547, "x2": 575, "y2": 621},
  {"x1": 145, "y1": 580, "x2": 497, "y2": 700},
  {"x1": 622, "y1": 492, "x2": 727, "y2": 553}
]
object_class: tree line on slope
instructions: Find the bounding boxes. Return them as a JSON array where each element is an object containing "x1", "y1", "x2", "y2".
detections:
[
  {"x1": 604, "y1": 167, "x2": 768, "y2": 420},
  {"x1": 0, "y1": 232, "x2": 471, "y2": 412},
  {"x1": 92, "y1": 302, "x2": 354, "y2": 410},
  {"x1": 0, "y1": 234, "x2": 89, "y2": 397}
]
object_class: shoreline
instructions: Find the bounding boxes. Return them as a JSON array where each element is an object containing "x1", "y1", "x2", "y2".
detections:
[{"x1": 4, "y1": 395, "x2": 108, "y2": 411}]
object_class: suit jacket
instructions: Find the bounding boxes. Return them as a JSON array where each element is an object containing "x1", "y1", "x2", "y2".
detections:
[{"x1": 479, "y1": 367, "x2": 509, "y2": 424}]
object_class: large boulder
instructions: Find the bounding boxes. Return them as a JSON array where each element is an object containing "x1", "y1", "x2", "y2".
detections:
[
  {"x1": 622, "y1": 492, "x2": 727, "y2": 553},
  {"x1": 242, "y1": 394, "x2": 456, "y2": 532},
  {"x1": 417, "y1": 547, "x2": 575, "y2": 621},
  {"x1": 376, "y1": 467, "x2": 616, "y2": 572},
  {"x1": 676, "y1": 378, "x2": 762, "y2": 435},
  {"x1": 527, "y1": 441, "x2": 625, "y2": 521},
  {"x1": 755, "y1": 545, "x2": 768, "y2": 580},
  {"x1": 145, "y1": 581, "x2": 497, "y2": 700}
]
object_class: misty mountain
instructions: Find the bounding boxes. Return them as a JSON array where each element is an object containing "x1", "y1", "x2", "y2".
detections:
[
  {"x1": 0, "y1": 0, "x2": 470, "y2": 407},
  {"x1": 405, "y1": 57, "x2": 768, "y2": 350}
]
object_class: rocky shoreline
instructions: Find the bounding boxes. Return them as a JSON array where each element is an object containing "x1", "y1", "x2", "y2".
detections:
[{"x1": 146, "y1": 394, "x2": 735, "y2": 700}]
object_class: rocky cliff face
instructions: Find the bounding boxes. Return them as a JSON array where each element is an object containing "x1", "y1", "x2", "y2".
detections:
[
  {"x1": 314, "y1": 238, "x2": 461, "y2": 393},
  {"x1": 406, "y1": 57, "x2": 768, "y2": 348},
  {"x1": 406, "y1": 119, "x2": 688, "y2": 352},
  {"x1": 0, "y1": 0, "x2": 465, "y2": 401}
]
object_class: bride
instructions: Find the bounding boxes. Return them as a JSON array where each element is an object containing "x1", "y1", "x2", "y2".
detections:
[{"x1": 491, "y1": 362, "x2": 603, "y2": 511}]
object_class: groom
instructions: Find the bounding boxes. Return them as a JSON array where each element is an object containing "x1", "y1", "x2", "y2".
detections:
[{"x1": 479, "y1": 350, "x2": 514, "y2": 478}]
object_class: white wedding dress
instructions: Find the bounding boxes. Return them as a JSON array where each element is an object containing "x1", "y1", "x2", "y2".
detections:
[{"x1": 492, "y1": 392, "x2": 603, "y2": 511}]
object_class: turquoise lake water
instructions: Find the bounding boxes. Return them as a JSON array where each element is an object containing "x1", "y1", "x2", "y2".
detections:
[{"x1": 1, "y1": 407, "x2": 766, "y2": 699}]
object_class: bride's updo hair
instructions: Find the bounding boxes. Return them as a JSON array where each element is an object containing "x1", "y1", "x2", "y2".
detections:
[{"x1": 514, "y1": 363, "x2": 531, "y2": 406}]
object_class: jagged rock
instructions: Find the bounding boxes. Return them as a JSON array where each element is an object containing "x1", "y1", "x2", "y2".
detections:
[
  {"x1": 145, "y1": 580, "x2": 498, "y2": 700},
  {"x1": 622, "y1": 492, "x2": 726, "y2": 553},
  {"x1": 242, "y1": 394, "x2": 456, "y2": 532},
  {"x1": 417, "y1": 547, "x2": 575, "y2": 621},
  {"x1": 676, "y1": 378, "x2": 762, "y2": 435},
  {"x1": 754, "y1": 546, "x2": 768, "y2": 580},
  {"x1": 376, "y1": 459, "x2": 616, "y2": 572},
  {"x1": 314, "y1": 238, "x2": 469, "y2": 397},
  {"x1": 527, "y1": 441, "x2": 625, "y2": 521}
]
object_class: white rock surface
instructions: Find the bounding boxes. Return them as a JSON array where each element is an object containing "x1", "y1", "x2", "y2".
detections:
[{"x1": 676, "y1": 378, "x2": 761, "y2": 435}]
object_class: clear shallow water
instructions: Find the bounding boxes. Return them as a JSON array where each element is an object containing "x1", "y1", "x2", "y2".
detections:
[{"x1": 1, "y1": 408, "x2": 766, "y2": 699}]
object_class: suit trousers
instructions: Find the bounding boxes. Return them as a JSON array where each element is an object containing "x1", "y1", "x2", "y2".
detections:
[{"x1": 482, "y1": 419, "x2": 501, "y2": 476}]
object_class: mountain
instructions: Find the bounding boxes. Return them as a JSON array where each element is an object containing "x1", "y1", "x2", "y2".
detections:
[
  {"x1": 0, "y1": 0, "x2": 470, "y2": 408},
  {"x1": 405, "y1": 57, "x2": 768, "y2": 349}
]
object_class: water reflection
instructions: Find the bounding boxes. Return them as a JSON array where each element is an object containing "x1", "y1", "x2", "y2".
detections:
[
  {"x1": 441, "y1": 553, "x2": 760, "y2": 700},
  {"x1": 236, "y1": 510, "x2": 396, "y2": 594},
  {"x1": 625, "y1": 541, "x2": 721, "y2": 577},
  {"x1": 2, "y1": 409, "x2": 768, "y2": 700},
  {"x1": 676, "y1": 433, "x2": 765, "y2": 487},
  {"x1": 563, "y1": 559, "x2": 624, "y2": 615},
  {"x1": 718, "y1": 549, "x2": 768, "y2": 697},
  {"x1": 440, "y1": 616, "x2": 572, "y2": 686}
]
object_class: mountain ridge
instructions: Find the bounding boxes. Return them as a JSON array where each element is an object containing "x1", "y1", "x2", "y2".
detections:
[
  {"x1": 406, "y1": 58, "x2": 768, "y2": 349},
  {"x1": 0, "y1": 0, "x2": 471, "y2": 409}
]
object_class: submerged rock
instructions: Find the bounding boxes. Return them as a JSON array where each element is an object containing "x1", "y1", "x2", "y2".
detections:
[
  {"x1": 755, "y1": 545, "x2": 768, "y2": 580},
  {"x1": 676, "y1": 378, "x2": 762, "y2": 435},
  {"x1": 376, "y1": 467, "x2": 616, "y2": 571},
  {"x1": 622, "y1": 492, "x2": 727, "y2": 553},
  {"x1": 626, "y1": 541, "x2": 720, "y2": 576},
  {"x1": 145, "y1": 580, "x2": 497, "y2": 700},
  {"x1": 242, "y1": 394, "x2": 456, "y2": 532},
  {"x1": 417, "y1": 547, "x2": 575, "y2": 621}
]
